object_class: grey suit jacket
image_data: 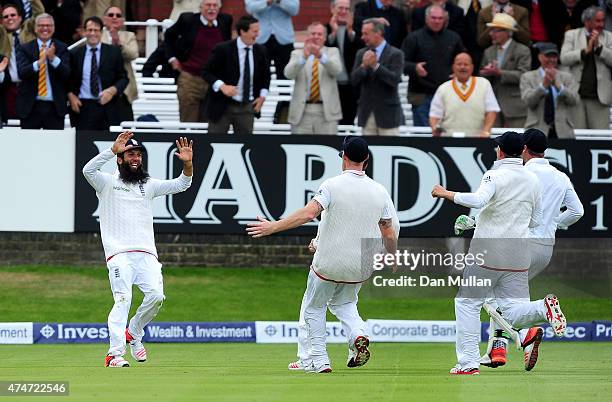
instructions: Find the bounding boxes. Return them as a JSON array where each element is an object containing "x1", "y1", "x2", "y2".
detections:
[
  {"x1": 560, "y1": 27, "x2": 612, "y2": 105},
  {"x1": 520, "y1": 69, "x2": 579, "y2": 139},
  {"x1": 350, "y1": 43, "x2": 404, "y2": 129},
  {"x1": 481, "y1": 39, "x2": 531, "y2": 118},
  {"x1": 284, "y1": 47, "x2": 343, "y2": 124}
]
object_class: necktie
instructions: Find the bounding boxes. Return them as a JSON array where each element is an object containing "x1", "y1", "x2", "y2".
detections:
[
  {"x1": 22, "y1": 0, "x2": 31, "y2": 19},
  {"x1": 13, "y1": 31, "x2": 20, "y2": 48},
  {"x1": 207, "y1": 20, "x2": 214, "y2": 27},
  {"x1": 309, "y1": 58, "x2": 320, "y2": 102},
  {"x1": 544, "y1": 86, "x2": 554, "y2": 125},
  {"x1": 243, "y1": 47, "x2": 251, "y2": 103},
  {"x1": 90, "y1": 47, "x2": 100, "y2": 97},
  {"x1": 37, "y1": 42, "x2": 47, "y2": 97}
]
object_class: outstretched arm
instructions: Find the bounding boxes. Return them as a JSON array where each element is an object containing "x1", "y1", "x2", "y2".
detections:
[{"x1": 246, "y1": 199, "x2": 323, "y2": 238}]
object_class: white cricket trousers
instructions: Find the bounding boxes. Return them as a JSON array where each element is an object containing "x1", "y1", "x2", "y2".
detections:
[
  {"x1": 297, "y1": 269, "x2": 368, "y2": 368},
  {"x1": 106, "y1": 252, "x2": 165, "y2": 356},
  {"x1": 455, "y1": 263, "x2": 548, "y2": 370}
]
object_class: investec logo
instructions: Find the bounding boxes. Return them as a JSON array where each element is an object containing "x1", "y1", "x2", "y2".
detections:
[
  {"x1": 40, "y1": 324, "x2": 109, "y2": 340},
  {"x1": 91, "y1": 141, "x2": 573, "y2": 227}
]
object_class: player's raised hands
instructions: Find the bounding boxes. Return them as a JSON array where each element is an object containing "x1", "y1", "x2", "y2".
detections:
[
  {"x1": 111, "y1": 130, "x2": 134, "y2": 154},
  {"x1": 246, "y1": 216, "x2": 276, "y2": 238},
  {"x1": 175, "y1": 137, "x2": 193, "y2": 162}
]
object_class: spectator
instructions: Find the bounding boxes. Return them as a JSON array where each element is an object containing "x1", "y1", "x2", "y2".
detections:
[
  {"x1": 480, "y1": 13, "x2": 531, "y2": 128},
  {"x1": 0, "y1": 1, "x2": 43, "y2": 122},
  {"x1": 354, "y1": 0, "x2": 408, "y2": 49},
  {"x1": 0, "y1": 55, "x2": 7, "y2": 123},
  {"x1": 514, "y1": 0, "x2": 569, "y2": 49},
  {"x1": 16, "y1": 13, "x2": 70, "y2": 129},
  {"x1": 42, "y1": 0, "x2": 82, "y2": 45},
  {"x1": 326, "y1": 0, "x2": 363, "y2": 125},
  {"x1": 141, "y1": 42, "x2": 178, "y2": 79},
  {"x1": 521, "y1": 42, "x2": 579, "y2": 138},
  {"x1": 402, "y1": 5, "x2": 464, "y2": 127},
  {"x1": 458, "y1": 0, "x2": 485, "y2": 68},
  {"x1": 411, "y1": 0, "x2": 466, "y2": 40},
  {"x1": 102, "y1": 5, "x2": 137, "y2": 122},
  {"x1": 81, "y1": 0, "x2": 125, "y2": 22},
  {"x1": 0, "y1": 0, "x2": 35, "y2": 19},
  {"x1": 477, "y1": 0, "x2": 530, "y2": 49},
  {"x1": 165, "y1": 0, "x2": 232, "y2": 122},
  {"x1": 170, "y1": 0, "x2": 201, "y2": 21},
  {"x1": 245, "y1": 0, "x2": 299, "y2": 80},
  {"x1": 285, "y1": 22, "x2": 342, "y2": 134},
  {"x1": 203, "y1": 15, "x2": 271, "y2": 134},
  {"x1": 572, "y1": 0, "x2": 598, "y2": 29},
  {"x1": 561, "y1": 6, "x2": 612, "y2": 130},
  {"x1": 429, "y1": 52, "x2": 500, "y2": 137},
  {"x1": 67, "y1": 16, "x2": 128, "y2": 130},
  {"x1": 351, "y1": 17, "x2": 404, "y2": 135}
]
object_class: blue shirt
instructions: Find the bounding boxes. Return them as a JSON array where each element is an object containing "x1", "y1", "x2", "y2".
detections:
[
  {"x1": 32, "y1": 39, "x2": 61, "y2": 101},
  {"x1": 245, "y1": 0, "x2": 299, "y2": 45},
  {"x1": 374, "y1": 40, "x2": 387, "y2": 61},
  {"x1": 79, "y1": 44, "x2": 103, "y2": 100}
]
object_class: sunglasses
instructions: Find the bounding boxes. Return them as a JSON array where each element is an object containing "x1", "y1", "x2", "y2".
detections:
[
  {"x1": 3, "y1": 13, "x2": 18, "y2": 18},
  {"x1": 106, "y1": 13, "x2": 122, "y2": 18}
]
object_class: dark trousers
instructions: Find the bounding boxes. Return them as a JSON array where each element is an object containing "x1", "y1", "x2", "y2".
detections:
[
  {"x1": 117, "y1": 94, "x2": 134, "y2": 122},
  {"x1": 265, "y1": 35, "x2": 293, "y2": 80},
  {"x1": 21, "y1": 101, "x2": 64, "y2": 129},
  {"x1": 208, "y1": 101, "x2": 255, "y2": 134},
  {"x1": 71, "y1": 99, "x2": 118, "y2": 130},
  {"x1": 338, "y1": 83, "x2": 357, "y2": 125}
]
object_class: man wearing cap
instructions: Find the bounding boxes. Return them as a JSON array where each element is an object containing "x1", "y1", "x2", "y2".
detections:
[
  {"x1": 480, "y1": 13, "x2": 531, "y2": 128},
  {"x1": 82, "y1": 131, "x2": 194, "y2": 368},
  {"x1": 247, "y1": 136, "x2": 398, "y2": 373},
  {"x1": 429, "y1": 52, "x2": 500, "y2": 137},
  {"x1": 560, "y1": 6, "x2": 612, "y2": 130},
  {"x1": 431, "y1": 131, "x2": 567, "y2": 375},
  {"x1": 520, "y1": 42, "x2": 579, "y2": 138}
]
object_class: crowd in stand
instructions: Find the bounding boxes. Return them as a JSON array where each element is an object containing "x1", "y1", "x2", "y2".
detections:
[{"x1": 1, "y1": 0, "x2": 612, "y2": 137}]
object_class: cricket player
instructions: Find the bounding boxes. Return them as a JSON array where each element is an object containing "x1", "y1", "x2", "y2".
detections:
[
  {"x1": 480, "y1": 128, "x2": 583, "y2": 371},
  {"x1": 247, "y1": 136, "x2": 398, "y2": 373},
  {"x1": 83, "y1": 131, "x2": 193, "y2": 368},
  {"x1": 431, "y1": 131, "x2": 567, "y2": 375}
]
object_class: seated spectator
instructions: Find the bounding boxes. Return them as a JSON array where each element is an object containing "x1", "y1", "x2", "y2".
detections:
[
  {"x1": 102, "y1": 5, "x2": 137, "y2": 122},
  {"x1": 429, "y1": 52, "x2": 500, "y2": 137},
  {"x1": 0, "y1": 0, "x2": 43, "y2": 122},
  {"x1": 560, "y1": 6, "x2": 612, "y2": 130},
  {"x1": 245, "y1": 0, "x2": 299, "y2": 80},
  {"x1": 67, "y1": 16, "x2": 128, "y2": 130},
  {"x1": 81, "y1": 0, "x2": 125, "y2": 22},
  {"x1": 477, "y1": 0, "x2": 530, "y2": 49},
  {"x1": 164, "y1": 0, "x2": 232, "y2": 122},
  {"x1": 351, "y1": 17, "x2": 404, "y2": 135},
  {"x1": 16, "y1": 13, "x2": 70, "y2": 129},
  {"x1": 326, "y1": 0, "x2": 363, "y2": 125},
  {"x1": 354, "y1": 0, "x2": 408, "y2": 49},
  {"x1": 480, "y1": 13, "x2": 531, "y2": 128},
  {"x1": 42, "y1": 0, "x2": 82, "y2": 45},
  {"x1": 285, "y1": 22, "x2": 342, "y2": 134},
  {"x1": 520, "y1": 42, "x2": 579, "y2": 138},
  {"x1": 411, "y1": 0, "x2": 466, "y2": 40},
  {"x1": 202, "y1": 15, "x2": 271, "y2": 134},
  {"x1": 402, "y1": 5, "x2": 464, "y2": 127},
  {"x1": 141, "y1": 42, "x2": 178, "y2": 79}
]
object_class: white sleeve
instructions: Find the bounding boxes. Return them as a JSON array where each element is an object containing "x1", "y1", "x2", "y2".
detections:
[
  {"x1": 429, "y1": 88, "x2": 444, "y2": 118},
  {"x1": 453, "y1": 172, "x2": 496, "y2": 208},
  {"x1": 313, "y1": 181, "x2": 331, "y2": 210},
  {"x1": 529, "y1": 185, "x2": 543, "y2": 228},
  {"x1": 82, "y1": 148, "x2": 115, "y2": 193},
  {"x1": 381, "y1": 192, "x2": 395, "y2": 220},
  {"x1": 556, "y1": 179, "x2": 584, "y2": 229},
  {"x1": 484, "y1": 81, "x2": 501, "y2": 112},
  {"x1": 150, "y1": 173, "x2": 192, "y2": 197}
]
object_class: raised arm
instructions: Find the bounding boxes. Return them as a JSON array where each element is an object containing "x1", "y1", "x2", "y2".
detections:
[
  {"x1": 150, "y1": 137, "x2": 194, "y2": 197},
  {"x1": 82, "y1": 131, "x2": 136, "y2": 192}
]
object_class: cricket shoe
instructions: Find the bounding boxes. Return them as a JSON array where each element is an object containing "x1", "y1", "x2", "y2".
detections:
[
  {"x1": 544, "y1": 294, "x2": 566, "y2": 337},
  {"x1": 522, "y1": 327, "x2": 544, "y2": 371},
  {"x1": 480, "y1": 337, "x2": 508, "y2": 368},
  {"x1": 126, "y1": 329, "x2": 147, "y2": 362},
  {"x1": 288, "y1": 360, "x2": 308, "y2": 371},
  {"x1": 304, "y1": 363, "x2": 333, "y2": 373},
  {"x1": 449, "y1": 365, "x2": 480, "y2": 375},
  {"x1": 347, "y1": 336, "x2": 371, "y2": 368},
  {"x1": 105, "y1": 354, "x2": 129, "y2": 367}
]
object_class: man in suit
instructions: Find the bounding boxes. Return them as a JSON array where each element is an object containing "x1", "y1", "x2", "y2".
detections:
[
  {"x1": 521, "y1": 43, "x2": 579, "y2": 138},
  {"x1": 477, "y1": 0, "x2": 530, "y2": 48},
  {"x1": 480, "y1": 13, "x2": 531, "y2": 127},
  {"x1": 351, "y1": 17, "x2": 404, "y2": 135},
  {"x1": 354, "y1": 0, "x2": 408, "y2": 49},
  {"x1": 0, "y1": 0, "x2": 43, "y2": 122},
  {"x1": 285, "y1": 22, "x2": 342, "y2": 134},
  {"x1": 16, "y1": 13, "x2": 70, "y2": 129},
  {"x1": 326, "y1": 0, "x2": 363, "y2": 125},
  {"x1": 560, "y1": 6, "x2": 612, "y2": 130},
  {"x1": 203, "y1": 15, "x2": 271, "y2": 134},
  {"x1": 67, "y1": 16, "x2": 128, "y2": 130},
  {"x1": 102, "y1": 5, "x2": 137, "y2": 122},
  {"x1": 164, "y1": 0, "x2": 232, "y2": 122}
]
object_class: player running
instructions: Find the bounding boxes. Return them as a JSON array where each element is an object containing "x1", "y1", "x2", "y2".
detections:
[
  {"x1": 247, "y1": 136, "x2": 398, "y2": 373},
  {"x1": 83, "y1": 131, "x2": 193, "y2": 367}
]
